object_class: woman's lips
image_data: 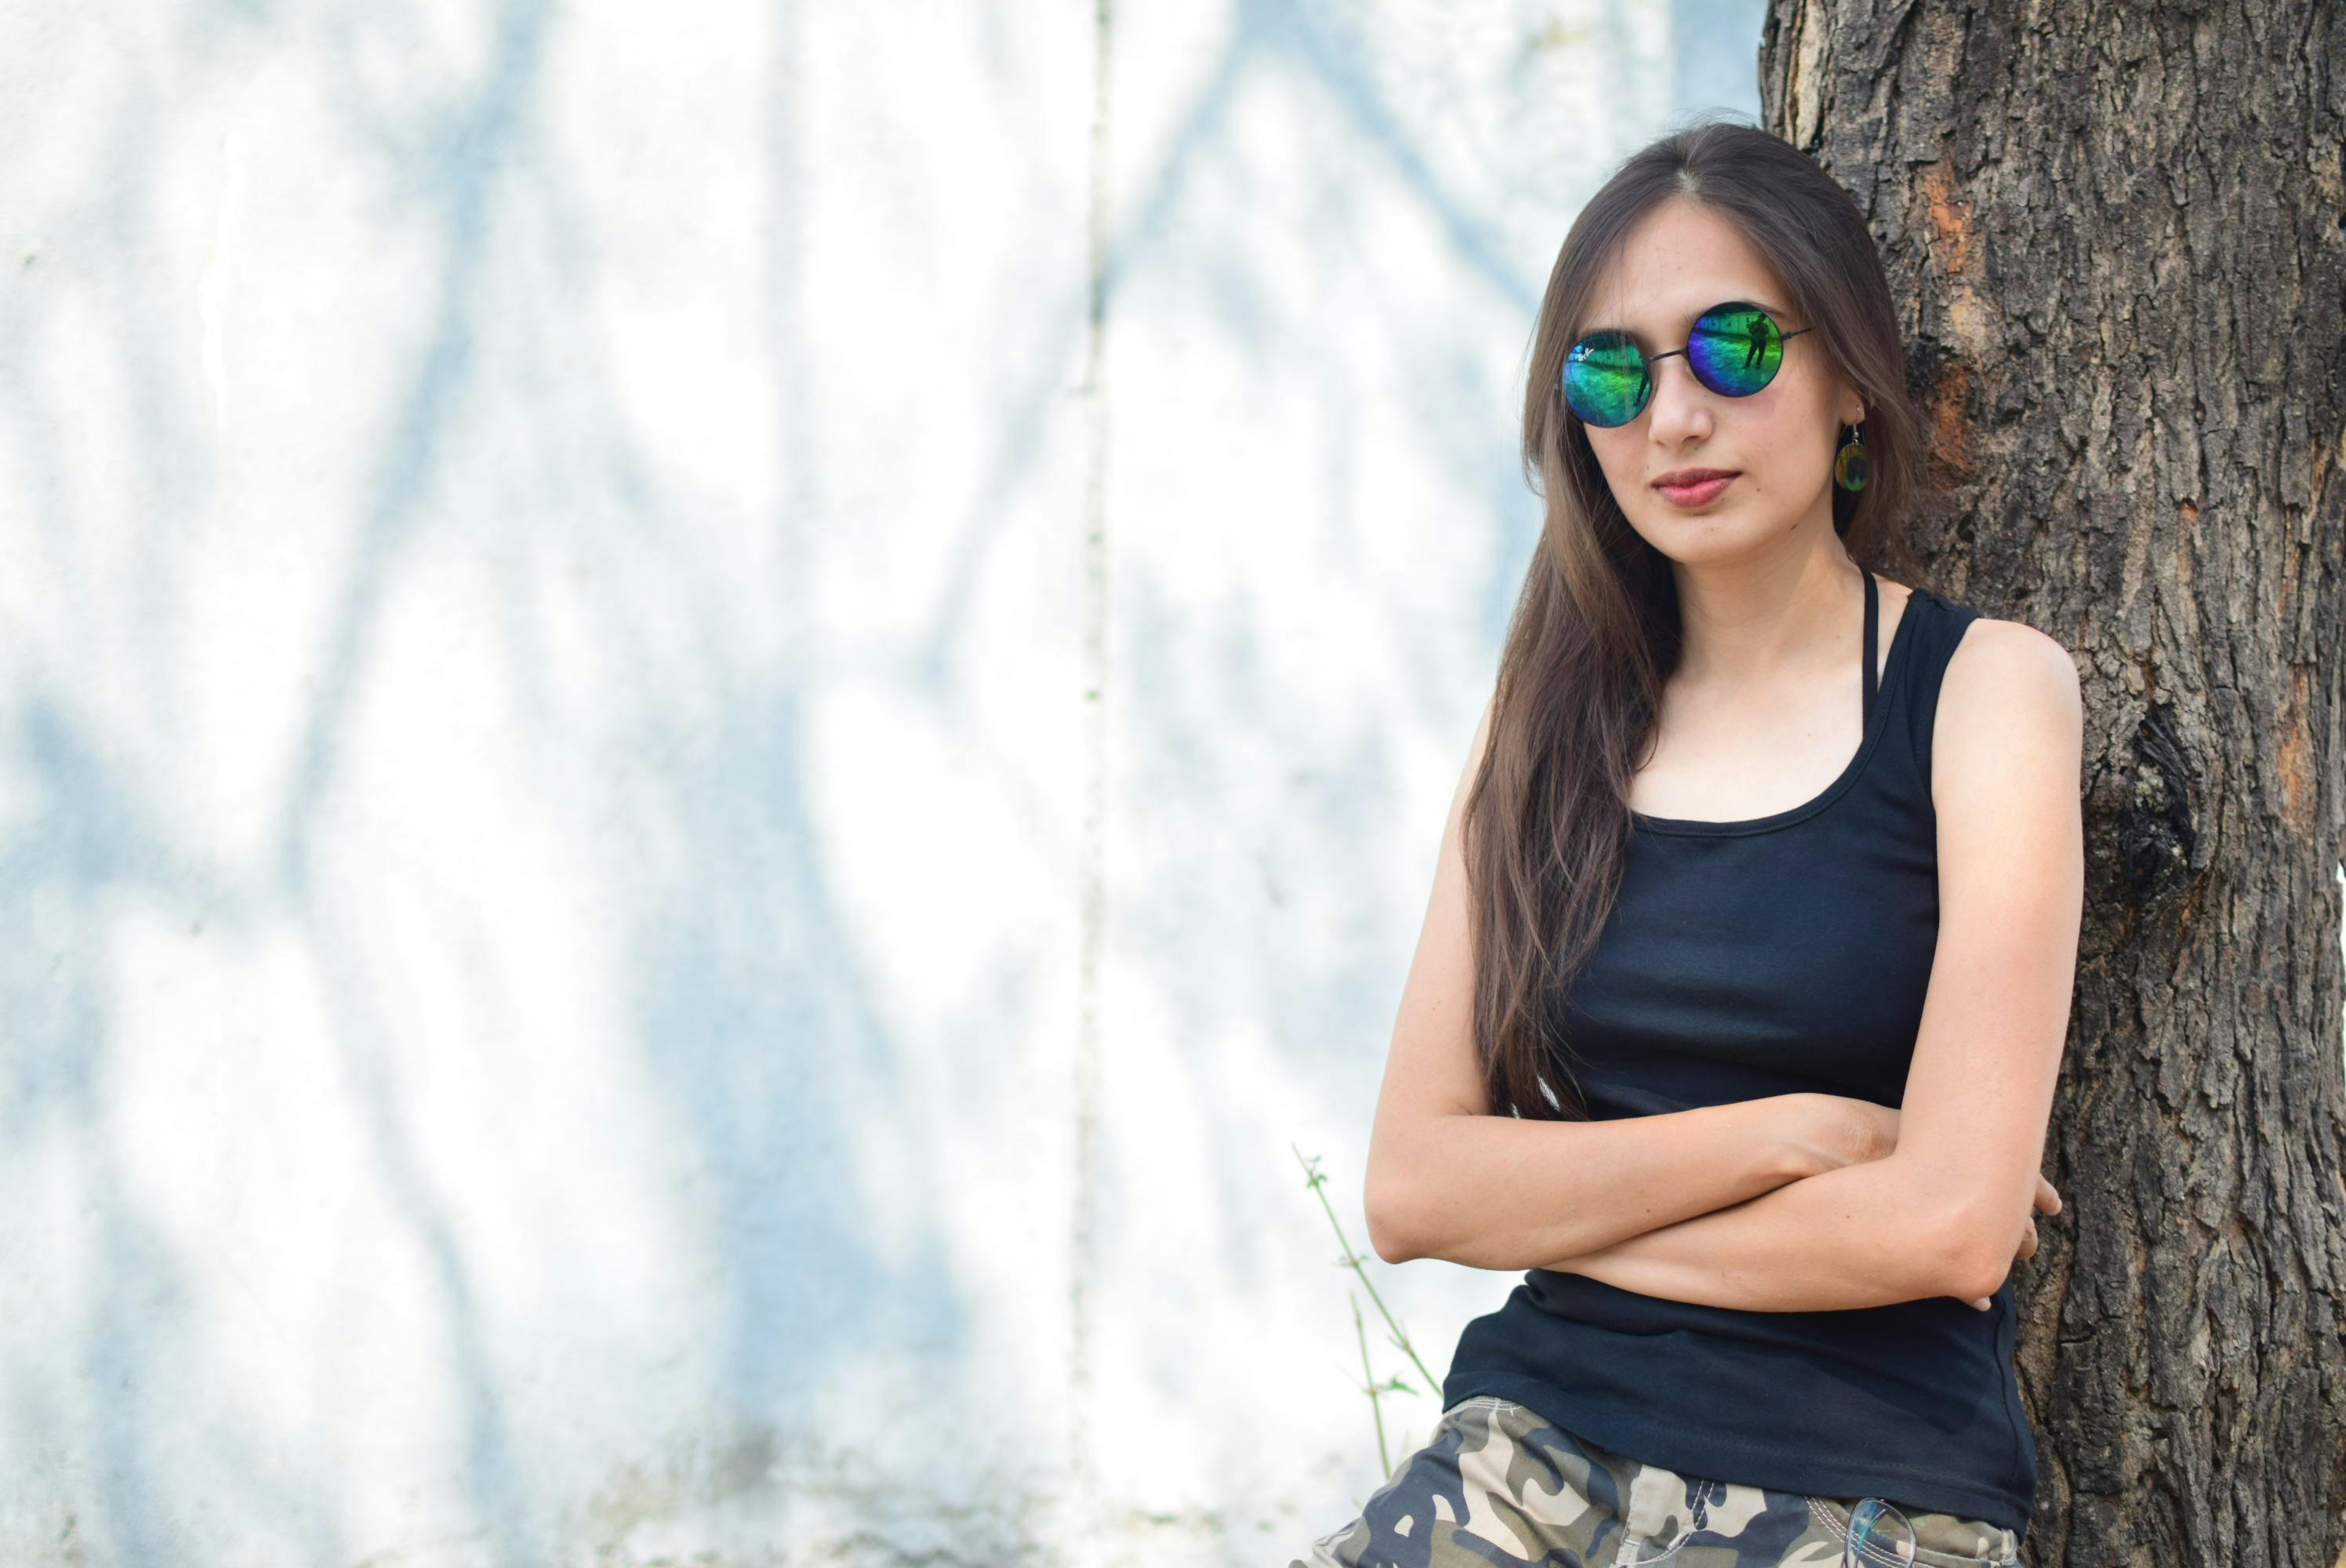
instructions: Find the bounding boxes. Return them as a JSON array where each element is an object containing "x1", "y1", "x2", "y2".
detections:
[{"x1": 1654, "y1": 472, "x2": 1738, "y2": 506}]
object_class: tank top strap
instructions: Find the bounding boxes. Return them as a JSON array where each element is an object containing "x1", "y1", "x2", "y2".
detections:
[
  {"x1": 1885, "y1": 584, "x2": 1985, "y2": 807},
  {"x1": 1861, "y1": 568, "x2": 1879, "y2": 728}
]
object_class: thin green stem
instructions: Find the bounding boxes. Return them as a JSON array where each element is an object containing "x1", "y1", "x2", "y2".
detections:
[
  {"x1": 1352, "y1": 1293, "x2": 1390, "y2": 1475},
  {"x1": 1292, "y1": 1142, "x2": 1442, "y2": 1394}
]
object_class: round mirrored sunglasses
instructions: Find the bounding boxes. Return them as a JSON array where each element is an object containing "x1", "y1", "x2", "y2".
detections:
[{"x1": 1562, "y1": 299, "x2": 1815, "y2": 428}]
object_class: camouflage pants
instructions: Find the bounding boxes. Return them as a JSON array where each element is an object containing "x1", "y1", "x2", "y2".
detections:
[{"x1": 1291, "y1": 1395, "x2": 2025, "y2": 1568}]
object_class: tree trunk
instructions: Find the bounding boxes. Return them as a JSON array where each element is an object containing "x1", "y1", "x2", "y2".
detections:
[{"x1": 1760, "y1": 3, "x2": 2346, "y2": 1563}]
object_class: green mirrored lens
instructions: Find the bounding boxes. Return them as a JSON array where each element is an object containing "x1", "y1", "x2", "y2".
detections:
[
  {"x1": 1563, "y1": 331, "x2": 1651, "y2": 426},
  {"x1": 1687, "y1": 303, "x2": 1783, "y2": 394}
]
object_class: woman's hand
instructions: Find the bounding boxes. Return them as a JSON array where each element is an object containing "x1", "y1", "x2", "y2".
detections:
[
  {"x1": 1966, "y1": 1174, "x2": 2064, "y2": 1310},
  {"x1": 1774, "y1": 1093, "x2": 2062, "y2": 1312}
]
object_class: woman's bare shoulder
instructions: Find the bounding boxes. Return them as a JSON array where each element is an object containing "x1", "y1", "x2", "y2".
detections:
[{"x1": 1931, "y1": 612, "x2": 2085, "y2": 812}]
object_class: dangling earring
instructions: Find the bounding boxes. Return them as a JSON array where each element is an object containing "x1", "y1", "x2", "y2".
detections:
[{"x1": 1834, "y1": 422, "x2": 1868, "y2": 492}]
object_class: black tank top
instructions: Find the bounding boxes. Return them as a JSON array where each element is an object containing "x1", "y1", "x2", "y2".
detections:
[{"x1": 1440, "y1": 573, "x2": 2039, "y2": 1537}]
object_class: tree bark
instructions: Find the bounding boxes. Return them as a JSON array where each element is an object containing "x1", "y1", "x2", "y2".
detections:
[{"x1": 1760, "y1": 3, "x2": 2346, "y2": 1563}]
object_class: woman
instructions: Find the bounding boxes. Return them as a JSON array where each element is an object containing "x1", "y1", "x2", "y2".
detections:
[{"x1": 1293, "y1": 123, "x2": 2083, "y2": 1568}]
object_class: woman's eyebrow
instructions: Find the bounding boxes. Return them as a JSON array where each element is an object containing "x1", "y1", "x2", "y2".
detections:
[{"x1": 1578, "y1": 299, "x2": 1790, "y2": 339}]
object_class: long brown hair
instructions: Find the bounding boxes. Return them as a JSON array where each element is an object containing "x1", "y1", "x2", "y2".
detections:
[{"x1": 1465, "y1": 121, "x2": 1926, "y2": 1120}]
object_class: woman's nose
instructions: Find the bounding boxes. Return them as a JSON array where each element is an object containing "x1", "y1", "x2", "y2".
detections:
[{"x1": 1643, "y1": 356, "x2": 1715, "y2": 436}]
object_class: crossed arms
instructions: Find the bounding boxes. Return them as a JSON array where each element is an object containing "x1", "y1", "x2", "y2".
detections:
[{"x1": 1365, "y1": 619, "x2": 2083, "y2": 1313}]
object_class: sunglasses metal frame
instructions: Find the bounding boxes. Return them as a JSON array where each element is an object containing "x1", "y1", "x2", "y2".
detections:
[
  {"x1": 1839, "y1": 1494, "x2": 1919, "y2": 1566},
  {"x1": 1561, "y1": 299, "x2": 1816, "y2": 427}
]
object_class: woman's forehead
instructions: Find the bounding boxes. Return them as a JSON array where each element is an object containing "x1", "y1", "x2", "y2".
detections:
[{"x1": 1582, "y1": 205, "x2": 1788, "y2": 336}]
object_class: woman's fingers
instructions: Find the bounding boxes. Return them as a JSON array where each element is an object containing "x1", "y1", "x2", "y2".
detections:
[{"x1": 1984, "y1": 1179, "x2": 2061, "y2": 1305}]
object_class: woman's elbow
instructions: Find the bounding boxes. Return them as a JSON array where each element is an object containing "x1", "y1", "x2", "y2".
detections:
[
  {"x1": 1364, "y1": 1169, "x2": 1422, "y2": 1264},
  {"x1": 1934, "y1": 1204, "x2": 2021, "y2": 1303}
]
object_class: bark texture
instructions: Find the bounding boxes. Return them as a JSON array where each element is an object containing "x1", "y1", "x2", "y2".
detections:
[{"x1": 1759, "y1": 3, "x2": 2346, "y2": 1563}]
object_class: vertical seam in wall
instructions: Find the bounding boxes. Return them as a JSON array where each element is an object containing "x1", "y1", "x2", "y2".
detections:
[{"x1": 1072, "y1": 0, "x2": 1113, "y2": 1542}]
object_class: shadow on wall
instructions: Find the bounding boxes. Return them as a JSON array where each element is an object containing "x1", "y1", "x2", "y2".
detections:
[{"x1": 0, "y1": 0, "x2": 1766, "y2": 1559}]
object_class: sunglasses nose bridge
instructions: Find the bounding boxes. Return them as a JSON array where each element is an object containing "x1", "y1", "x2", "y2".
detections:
[{"x1": 1640, "y1": 349, "x2": 1718, "y2": 426}]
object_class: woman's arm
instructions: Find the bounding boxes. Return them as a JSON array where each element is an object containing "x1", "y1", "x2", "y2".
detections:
[
  {"x1": 1542, "y1": 621, "x2": 2086, "y2": 1313},
  {"x1": 1541, "y1": 1143, "x2": 2063, "y2": 1312},
  {"x1": 1537, "y1": 1152, "x2": 1981, "y2": 1310},
  {"x1": 1366, "y1": 696, "x2": 1839, "y2": 1269},
  {"x1": 1372, "y1": 1097, "x2": 1825, "y2": 1271}
]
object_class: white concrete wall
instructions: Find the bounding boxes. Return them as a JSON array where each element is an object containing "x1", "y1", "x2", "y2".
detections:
[{"x1": 0, "y1": 2, "x2": 1760, "y2": 1563}]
